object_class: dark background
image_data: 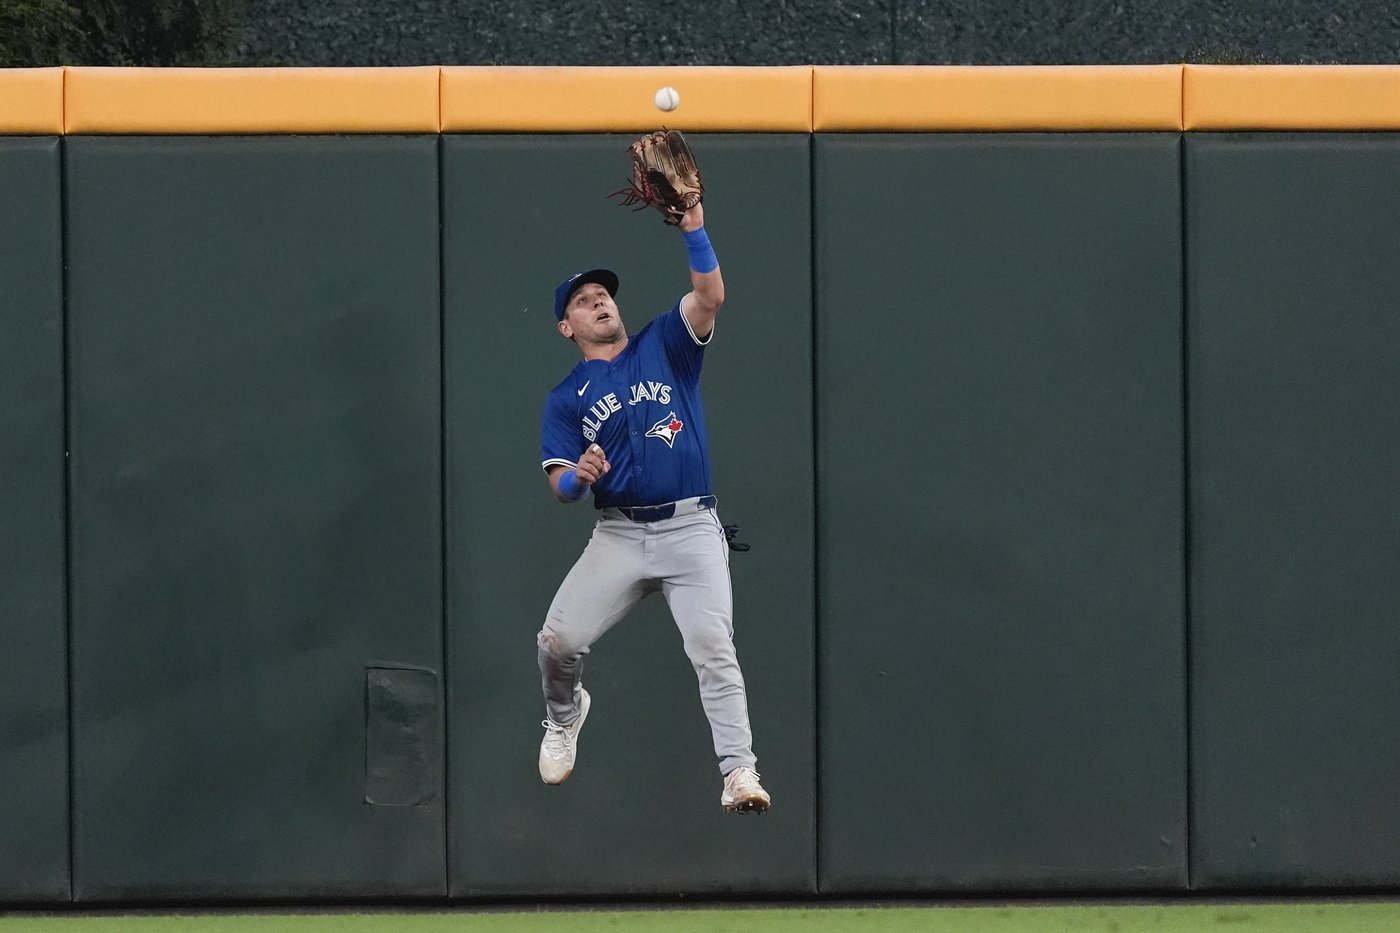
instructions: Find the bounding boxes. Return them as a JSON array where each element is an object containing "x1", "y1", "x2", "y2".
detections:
[
  {"x1": 3, "y1": 0, "x2": 1400, "y2": 67},
  {"x1": 8, "y1": 125, "x2": 1400, "y2": 901},
  {"x1": 231, "y1": 0, "x2": 1400, "y2": 66}
]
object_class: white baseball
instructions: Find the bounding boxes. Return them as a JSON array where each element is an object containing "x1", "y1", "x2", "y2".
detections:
[{"x1": 654, "y1": 86, "x2": 680, "y2": 112}]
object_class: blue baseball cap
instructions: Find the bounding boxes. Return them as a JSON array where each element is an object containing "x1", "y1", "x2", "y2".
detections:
[{"x1": 554, "y1": 268, "x2": 619, "y2": 321}]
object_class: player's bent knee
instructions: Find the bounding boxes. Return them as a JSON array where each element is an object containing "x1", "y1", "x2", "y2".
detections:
[{"x1": 537, "y1": 629, "x2": 577, "y2": 660}]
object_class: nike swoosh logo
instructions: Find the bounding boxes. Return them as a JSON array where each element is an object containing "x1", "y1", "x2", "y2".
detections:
[{"x1": 577, "y1": 381, "x2": 590, "y2": 397}]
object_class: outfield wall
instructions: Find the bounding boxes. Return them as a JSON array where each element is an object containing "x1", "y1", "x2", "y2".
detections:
[{"x1": 2, "y1": 65, "x2": 1399, "y2": 902}]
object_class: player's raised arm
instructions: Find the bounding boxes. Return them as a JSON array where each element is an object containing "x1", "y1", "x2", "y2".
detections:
[
  {"x1": 678, "y1": 202, "x2": 725, "y2": 341},
  {"x1": 606, "y1": 129, "x2": 724, "y2": 341}
]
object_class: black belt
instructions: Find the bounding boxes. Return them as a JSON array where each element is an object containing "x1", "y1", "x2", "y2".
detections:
[{"x1": 613, "y1": 495, "x2": 717, "y2": 523}]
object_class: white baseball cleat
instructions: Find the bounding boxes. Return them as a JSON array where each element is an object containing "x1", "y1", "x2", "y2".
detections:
[
  {"x1": 539, "y1": 687, "x2": 591, "y2": 785},
  {"x1": 721, "y1": 766, "x2": 771, "y2": 814}
]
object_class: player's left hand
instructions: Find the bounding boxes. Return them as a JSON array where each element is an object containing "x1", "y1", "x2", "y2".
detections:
[
  {"x1": 679, "y1": 202, "x2": 704, "y2": 232},
  {"x1": 609, "y1": 129, "x2": 703, "y2": 226}
]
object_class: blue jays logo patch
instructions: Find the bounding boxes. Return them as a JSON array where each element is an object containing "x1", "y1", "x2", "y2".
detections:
[{"x1": 646, "y1": 412, "x2": 684, "y2": 447}]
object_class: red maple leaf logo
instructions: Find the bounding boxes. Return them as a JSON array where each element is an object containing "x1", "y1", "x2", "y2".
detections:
[{"x1": 646, "y1": 412, "x2": 685, "y2": 448}]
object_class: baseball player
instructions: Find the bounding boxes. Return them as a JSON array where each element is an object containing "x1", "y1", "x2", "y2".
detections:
[{"x1": 536, "y1": 201, "x2": 770, "y2": 814}]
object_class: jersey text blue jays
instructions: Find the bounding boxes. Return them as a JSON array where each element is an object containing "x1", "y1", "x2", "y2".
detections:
[{"x1": 541, "y1": 302, "x2": 713, "y2": 509}]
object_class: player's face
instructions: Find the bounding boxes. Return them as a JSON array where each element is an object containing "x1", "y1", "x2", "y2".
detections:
[{"x1": 560, "y1": 283, "x2": 625, "y2": 345}]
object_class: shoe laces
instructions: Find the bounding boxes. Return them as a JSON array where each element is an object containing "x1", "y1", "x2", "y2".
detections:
[
  {"x1": 727, "y1": 766, "x2": 761, "y2": 788},
  {"x1": 541, "y1": 719, "x2": 571, "y2": 759}
]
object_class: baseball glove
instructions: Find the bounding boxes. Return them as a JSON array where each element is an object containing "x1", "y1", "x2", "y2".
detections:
[{"x1": 609, "y1": 129, "x2": 704, "y2": 226}]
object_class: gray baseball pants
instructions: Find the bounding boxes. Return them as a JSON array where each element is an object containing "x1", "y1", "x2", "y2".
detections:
[{"x1": 537, "y1": 496, "x2": 757, "y2": 776}]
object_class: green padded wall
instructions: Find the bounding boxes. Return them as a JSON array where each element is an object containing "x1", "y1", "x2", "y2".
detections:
[
  {"x1": 443, "y1": 135, "x2": 815, "y2": 896},
  {"x1": 0, "y1": 137, "x2": 69, "y2": 903},
  {"x1": 815, "y1": 135, "x2": 1186, "y2": 893},
  {"x1": 1187, "y1": 134, "x2": 1400, "y2": 889},
  {"x1": 66, "y1": 137, "x2": 445, "y2": 900}
]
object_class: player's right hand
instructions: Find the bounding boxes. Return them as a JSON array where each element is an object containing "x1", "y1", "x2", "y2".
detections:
[{"x1": 575, "y1": 443, "x2": 610, "y2": 485}]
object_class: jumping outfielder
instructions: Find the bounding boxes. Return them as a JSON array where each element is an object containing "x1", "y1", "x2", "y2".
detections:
[{"x1": 535, "y1": 133, "x2": 768, "y2": 813}]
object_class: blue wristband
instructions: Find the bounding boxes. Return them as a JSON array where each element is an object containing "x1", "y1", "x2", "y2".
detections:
[
  {"x1": 682, "y1": 226, "x2": 719, "y2": 274},
  {"x1": 557, "y1": 469, "x2": 586, "y2": 502}
]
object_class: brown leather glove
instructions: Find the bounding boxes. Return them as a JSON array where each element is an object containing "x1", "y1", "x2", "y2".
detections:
[{"x1": 609, "y1": 129, "x2": 704, "y2": 226}]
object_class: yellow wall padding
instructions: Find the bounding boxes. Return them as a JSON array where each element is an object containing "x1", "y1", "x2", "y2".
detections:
[
  {"x1": 63, "y1": 67, "x2": 440, "y2": 134},
  {"x1": 813, "y1": 65, "x2": 1184, "y2": 131},
  {"x1": 29, "y1": 65, "x2": 1400, "y2": 135},
  {"x1": 0, "y1": 68, "x2": 64, "y2": 135},
  {"x1": 1184, "y1": 65, "x2": 1400, "y2": 130},
  {"x1": 440, "y1": 66, "x2": 813, "y2": 132}
]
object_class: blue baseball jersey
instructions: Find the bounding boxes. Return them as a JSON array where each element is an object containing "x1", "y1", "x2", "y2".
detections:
[{"x1": 541, "y1": 301, "x2": 713, "y2": 509}]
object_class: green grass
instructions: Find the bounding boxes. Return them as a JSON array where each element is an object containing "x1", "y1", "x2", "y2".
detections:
[{"x1": 5, "y1": 904, "x2": 1400, "y2": 933}]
